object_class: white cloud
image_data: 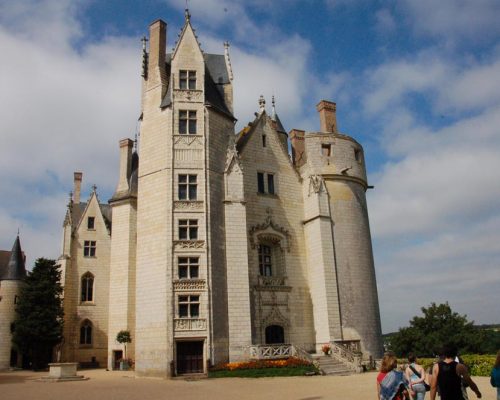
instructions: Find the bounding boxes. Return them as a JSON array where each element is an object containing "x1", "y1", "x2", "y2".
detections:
[
  {"x1": 0, "y1": 0, "x2": 140, "y2": 264},
  {"x1": 398, "y1": 0, "x2": 500, "y2": 44},
  {"x1": 374, "y1": 9, "x2": 397, "y2": 34}
]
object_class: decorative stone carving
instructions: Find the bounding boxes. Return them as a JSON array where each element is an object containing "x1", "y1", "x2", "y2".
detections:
[
  {"x1": 262, "y1": 305, "x2": 289, "y2": 327},
  {"x1": 173, "y1": 89, "x2": 203, "y2": 102},
  {"x1": 174, "y1": 135, "x2": 203, "y2": 147},
  {"x1": 173, "y1": 279, "x2": 206, "y2": 291},
  {"x1": 173, "y1": 201, "x2": 204, "y2": 211},
  {"x1": 309, "y1": 174, "x2": 325, "y2": 195},
  {"x1": 248, "y1": 214, "x2": 291, "y2": 252},
  {"x1": 173, "y1": 240, "x2": 205, "y2": 250},
  {"x1": 174, "y1": 149, "x2": 203, "y2": 162},
  {"x1": 174, "y1": 318, "x2": 207, "y2": 331}
]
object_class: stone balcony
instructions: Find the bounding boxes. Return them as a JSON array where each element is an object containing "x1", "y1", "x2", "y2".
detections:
[{"x1": 254, "y1": 276, "x2": 291, "y2": 292}]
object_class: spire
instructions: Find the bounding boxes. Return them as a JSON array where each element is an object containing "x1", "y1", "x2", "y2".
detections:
[
  {"x1": 258, "y1": 95, "x2": 266, "y2": 114},
  {"x1": 224, "y1": 41, "x2": 234, "y2": 81},
  {"x1": 1, "y1": 235, "x2": 26, "y2": 280},
  {"x1": 141, "y1": 36, "x2": 149, "y2": 79},
  {"x1": 270, "y1": 96, "x2": 287, "y2": 135},
  {"x1": 271, "y1": 95, "x2": 277, "y2": 120}
]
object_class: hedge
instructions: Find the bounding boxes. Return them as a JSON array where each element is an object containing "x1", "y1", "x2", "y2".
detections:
[{"x1": 397, "y1": 355, "x2": 496, "y2": 377}]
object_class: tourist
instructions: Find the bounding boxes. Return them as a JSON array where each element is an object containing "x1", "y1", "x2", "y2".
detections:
[
  {"x1": 430, "y1": 345, "x2": 482, "y2": 400},
  {"x1": 377, "y1": 352, "x2": 410, "y2": 400},
  {"x1": 490, "y1": 350, "x2": 500, "y2": 400},
  {"x1": 405, "y1": 353, "x2": 427, "y2": 400}
]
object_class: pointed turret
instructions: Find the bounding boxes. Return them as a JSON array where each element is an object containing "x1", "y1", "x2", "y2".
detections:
[{"x1": 1, "y1": 236, "x2": 26, "y2": 280}]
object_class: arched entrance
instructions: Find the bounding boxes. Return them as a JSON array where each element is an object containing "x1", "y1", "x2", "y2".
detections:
[{"x1": 265, "y1": 325, "x2": 285, "y2": 344}]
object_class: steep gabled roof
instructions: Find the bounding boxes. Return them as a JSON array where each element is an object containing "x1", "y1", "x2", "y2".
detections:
[{"x1": 235, "y1": 112, "x2": 265, "y2": 153}]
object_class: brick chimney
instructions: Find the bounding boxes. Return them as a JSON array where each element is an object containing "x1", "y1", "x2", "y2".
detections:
[
  {"x1": 316, "y1": 100, "x2": 337, "y2": 133},
  {"x1": 73, "y1": 172, "x2": 83, "y2": 204},
  {"x1": 147, "y1": 19, "x2": 167, "y2": 89},
  {"x1": 290, "y1": 129, "x2": 306, "y2": 167}
]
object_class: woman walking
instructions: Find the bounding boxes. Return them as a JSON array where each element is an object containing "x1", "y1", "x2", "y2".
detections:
[
  {"x1": 405, "y1": 353, "x2": 427, "y2": 400},
  {"x1": 377, "y1": 352, "x2": 410, "y2": 400}
]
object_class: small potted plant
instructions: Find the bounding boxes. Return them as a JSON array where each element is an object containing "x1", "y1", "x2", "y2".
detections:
[
  {"x1": 116, "y1": 330, "x2": 132, "y2": 370},
  {"x1": 321, "y1": 344, "x2": 331, "y2": 355}
]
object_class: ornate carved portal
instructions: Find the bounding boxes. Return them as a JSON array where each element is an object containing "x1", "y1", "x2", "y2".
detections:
[{"x1": 249, "y1": 212, "x2": 292, "y2": 344}]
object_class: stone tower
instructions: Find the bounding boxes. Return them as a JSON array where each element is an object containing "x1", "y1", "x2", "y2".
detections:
[
  {"x1": 292, "y1": 100, "x2": 383, "y2": 358},
  {"x1": 135, "y1": 11, "x2": 237, "y2": 377},
  {"x1": 0, "y1": 235, "x2": 27, "y2": 369}
]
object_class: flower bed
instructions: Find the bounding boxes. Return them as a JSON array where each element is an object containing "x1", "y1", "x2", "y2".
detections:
[{"x1": 209, "y1": 357, "x2": 318, "y2": 378}]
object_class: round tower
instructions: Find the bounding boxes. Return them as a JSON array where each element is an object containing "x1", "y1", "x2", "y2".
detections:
[
  {"x1": 0, "y1": 235, "x2": 27, "y2": 369},
  {"x1": 303, "y1": 100, "x2": 383, "y2": 359}
]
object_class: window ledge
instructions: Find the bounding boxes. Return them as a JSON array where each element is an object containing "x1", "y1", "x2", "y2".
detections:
[
  {"x1": 257, "y1": 192, "x2": 279, "y2": 198},
  {"x1": 79, "y1": 302, "x2": 96, "y2": 306}
]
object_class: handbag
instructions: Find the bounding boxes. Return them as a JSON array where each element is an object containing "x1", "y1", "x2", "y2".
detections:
[{"x1": 409, "y1": 364, "x2": 431, "y2": 392}]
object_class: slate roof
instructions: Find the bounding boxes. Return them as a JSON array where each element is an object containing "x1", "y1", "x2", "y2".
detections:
[
  {"x1": 70, "y1": 201, "x2": 112, "y2": 233},
  {"x1": 0, "y1": 236, "x2": 26, "y2": 281},
  {"x1": 160, "y1": 53, "x2": 234, "y2": 119}
]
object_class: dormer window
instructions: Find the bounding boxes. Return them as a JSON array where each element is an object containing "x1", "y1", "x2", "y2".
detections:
[
  {"x1": 321, "y1": 144, "x2": 331, "y2": 157},
  {"x1": 87, "y1": 217, "x2": 95, "y2": 230},
  {"x1": 179, "y1": 70, "x2": 196, "y2": 90}
]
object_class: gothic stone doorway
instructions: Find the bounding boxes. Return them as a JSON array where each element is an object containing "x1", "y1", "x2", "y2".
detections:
[
  {"x1": 265, "y1": 325, "x2": 285, "y2": 344},
  {"x1": 176, "y1": 341, "x2": 204, "y2": 375}
]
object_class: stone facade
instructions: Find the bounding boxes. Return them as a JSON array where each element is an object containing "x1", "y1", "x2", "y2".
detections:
[{"x1": 55, "y1": 12, "x2": 383, "y2": 377}]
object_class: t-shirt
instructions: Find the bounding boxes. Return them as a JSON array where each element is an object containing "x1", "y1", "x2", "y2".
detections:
[{"x1": 437, "y1": 361, "x2": 464, "y2": 400}]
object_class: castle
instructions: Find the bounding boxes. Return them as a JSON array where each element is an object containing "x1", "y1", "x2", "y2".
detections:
[{"x1": 1, "y1": 11, "x2": 383, "y2": 375}]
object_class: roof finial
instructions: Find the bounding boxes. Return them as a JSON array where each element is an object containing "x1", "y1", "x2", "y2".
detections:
[
  {"x1": 92, "y1": 184, "x2": 97, "y2": 194},
  {"x1": 185, "y1": 3, "x2": 191, "y2": 22},
  {"x1": 258, "y1": 95, "x2": 266, "y2": 114},
  {"x1": 68, "y1": 191, "x2": 73, "y2": 206},
  {"x1": 271, "y1": 95, "x2": 277, "y2": 120},
  {"x1": 17, "y1": 227, "x2": 20, "y2": 236}
]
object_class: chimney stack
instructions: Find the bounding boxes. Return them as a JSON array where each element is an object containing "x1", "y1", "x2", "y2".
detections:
[
  {"x1": 73, "y1": 172, "x2": 83, "y2": 204},
  {"x1": 147, "y1": 19, "x2": 167, "y2": 88},
  {"x1": 116, "y1": 139, "x2": 134, "y2": 194},
  {"x1": 316, "y1": 100, "x2": 337, "y2": 133},
  {"x1": 290, "y1": 129, "x2": 306, "y2": 167}
]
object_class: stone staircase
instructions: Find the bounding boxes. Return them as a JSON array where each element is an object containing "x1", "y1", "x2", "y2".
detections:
[{"x1": 313, "y1": 355, "x2": 355, "y2": 376}]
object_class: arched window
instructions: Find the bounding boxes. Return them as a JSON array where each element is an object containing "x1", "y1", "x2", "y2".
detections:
[
  {"x1": 80, "y1": 320, "x2": 92, "y2": 345},
  {"x1": 81, "y1": 272, "x2": 94, "y2": 302},
  {"x1": 265, "y1": 325, "x2": 285, "y2": 344}
]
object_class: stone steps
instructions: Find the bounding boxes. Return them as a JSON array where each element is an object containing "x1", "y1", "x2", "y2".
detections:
[{"x1": 313, "y1": 355, "x2": 355, "y2": 376}]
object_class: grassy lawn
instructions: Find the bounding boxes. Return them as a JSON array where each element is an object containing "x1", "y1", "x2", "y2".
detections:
[{"x1": 209, "y1": 365, "x2": 318, "y2": 378}]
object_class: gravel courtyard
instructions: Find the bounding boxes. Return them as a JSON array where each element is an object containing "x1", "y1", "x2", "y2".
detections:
[{"x1": 0, "y1": 369, "x2": 496, "y2": 400}]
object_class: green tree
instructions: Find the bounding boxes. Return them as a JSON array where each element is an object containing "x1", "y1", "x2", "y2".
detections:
[
  {"x1": 116, "y1": 330, "x2": 132, "y2": 359},
  {"x1": 12, "y1": 258, "x2": 64, "y2": 370},
  {"x1": 389, "y1": 302, "x2": 488, "y2": 357}
]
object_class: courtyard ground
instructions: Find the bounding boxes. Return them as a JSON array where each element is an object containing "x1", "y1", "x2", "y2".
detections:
[{"x1": 0, "y1": 369, "x2": 496, "y2": 400}]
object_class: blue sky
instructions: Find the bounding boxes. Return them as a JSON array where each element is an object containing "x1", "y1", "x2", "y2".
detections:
[{"x1": 1, "y1": 0, "x2": 499, "y2": 333}]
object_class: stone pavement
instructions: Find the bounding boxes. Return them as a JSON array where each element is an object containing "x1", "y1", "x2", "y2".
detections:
[{"x1": 0, "y1": 369, "x2": 496, "y2": 400}]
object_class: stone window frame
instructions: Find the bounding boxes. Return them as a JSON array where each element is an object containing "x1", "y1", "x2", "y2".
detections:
[
  {"x1": 178, "y1": 219, "x2": 198, "y2": 240},
  {"x1": 80, "y1": 272, "x2": 94, "y2": 303},
  {"x1": 258, "y1": 244, "x2": 273, "y2": 276},
  {"x1": 83, "y1": 240, "x2": 96, "y2": 257},
  {"x1": 178, "y1": 294, "x2": 200, "y2": 318},
  {"x1": 178, "y1": 257, "x2": 200, "y2": 279},
  {"x1": 256, "y1": 171, "x2": 277, "y2": 195},
  {"x1": 178, "y1": 174, "x2": 197, "y2": 201},
  {"x1": 179, "y1": 69, "x2": 196, "y2": 90},
  {"x1": 87, "y1": 216, "x2": 95, "y2": 230},
  {"x1": 79, "y1": 319, "x2": 93, "y2": 347},
  {"x1": 179, "y1": 110, "x2": 197, "y2": 135}
]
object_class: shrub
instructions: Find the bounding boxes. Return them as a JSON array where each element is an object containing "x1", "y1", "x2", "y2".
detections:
[{"x1": 397, "y1": 354, "x2": 496, "y2": 376}]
